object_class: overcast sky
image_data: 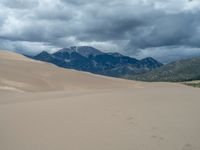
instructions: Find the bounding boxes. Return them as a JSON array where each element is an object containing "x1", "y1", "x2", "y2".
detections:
[{"x1": 0, "y1": 0, "x2": 200, "y2": 63}]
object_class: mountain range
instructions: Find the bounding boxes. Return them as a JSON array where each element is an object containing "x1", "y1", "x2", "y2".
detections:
[
  {"x1": 28, "y1": 46, "x2": 163, "y2": 77},
  {"x1": 129, "y1": 56, "x2": 200, "y2": 82}
]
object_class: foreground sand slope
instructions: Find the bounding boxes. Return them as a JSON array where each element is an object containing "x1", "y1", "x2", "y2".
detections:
[
  {"x1": 0, "y1": 50, "x2": 184, "y2": 92},
  {"x1": 0, "y1": 50, "x2": 144, "y2": 92},
  {"x1": 0, "y1": 50, "x2": 200, "y2": 150}
]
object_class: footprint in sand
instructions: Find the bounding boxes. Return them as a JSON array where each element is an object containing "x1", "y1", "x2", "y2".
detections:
[
  {"x1": 112, "y1": 114, "x2": 118, "y2": 117},
  {"x1": 116, "y1": 110, "x2": 121, "y2": 114},
  {"x1": 127, "y1": 116, "x2": 134, "y2": 120},
  {"x1": 152, "y1": 126, "x2": 158, "y2": 130},
  {"x1": 126, "y1": 116, "x2": 137, "y2": 126},
  {"x1": 151, "y1": 135, "x2": 164, "y2": 141},
  {"x1": 182, "y1": 144, "x2": 193, "y2": 150},
  {"x1": 110, "y1": 110, "x2": 122, "y2": 117}
]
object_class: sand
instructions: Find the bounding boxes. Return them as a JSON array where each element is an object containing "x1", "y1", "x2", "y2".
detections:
[{"x1": 0, "y1": 50, "x2": 200, "y2": 150}]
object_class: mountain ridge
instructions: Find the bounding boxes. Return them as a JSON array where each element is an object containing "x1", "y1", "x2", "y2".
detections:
[
  {"x1": 28, "y1": 46, "x2": 163, "y2": 77},
  {"x1": 56, "y1": 46, "x2": 103, "y2": 58},
  {"x1": 129, "y1": 56, "x2": 200, "y2": 82}
]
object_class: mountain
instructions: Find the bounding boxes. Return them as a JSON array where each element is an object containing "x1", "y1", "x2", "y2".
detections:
[
  {"x1": 129, "y1": 56, "x2": 200, "y2": 82},
  {"x1": 57, "y1": 46, "x2": 103, "y2": 58},
  {"x1": 29, "y1": 46, "x2": 162, "y2": 77}
]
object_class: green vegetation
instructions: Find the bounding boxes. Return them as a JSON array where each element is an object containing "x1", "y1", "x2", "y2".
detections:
[
  {"x1": 184, "y1": 82, "x2": 200, "y2": 88},
  {"x1": 128, "y1": 56, "x2": 200, "y2": 82}
]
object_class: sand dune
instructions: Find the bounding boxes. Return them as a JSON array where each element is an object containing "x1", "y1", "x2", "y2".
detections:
[
  {"x1": 0, "y1": 50, "x2": 200, "y2": 150},
  {"x1": 0, "y1": 50, "x2": 150, "y2": 92}
]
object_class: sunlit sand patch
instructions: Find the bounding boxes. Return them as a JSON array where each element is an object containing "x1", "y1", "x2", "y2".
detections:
[
  {"x1": 0, "y1": 86, "x2": 24, "y2": 92},
  {"x1": 0, "y1": 79, "x2": 32, "y2": 90}
]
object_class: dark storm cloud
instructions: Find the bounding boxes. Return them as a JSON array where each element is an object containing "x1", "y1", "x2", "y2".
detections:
[
  {"x1": 0, "y1": 0, "x2": 200, "y2": 62},
  {"x1": 127, "y1": 12, "x2": 200, "y2": 50}
]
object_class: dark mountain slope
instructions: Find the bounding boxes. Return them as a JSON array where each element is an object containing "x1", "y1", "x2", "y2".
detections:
[
  {"x1": 58, "y1": 46, "x2": 103, "y2": 58},
  {"x1": 129, "y1": 56, "x2": 200, "y2": 82},
  {"x1": 29, "y1": 46, "x2": 162, "y2": 77}
]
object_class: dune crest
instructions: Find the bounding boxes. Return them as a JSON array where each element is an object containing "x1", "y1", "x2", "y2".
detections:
[{"x1": 0, "y1": 50, "x2": 146, "y2": 92}]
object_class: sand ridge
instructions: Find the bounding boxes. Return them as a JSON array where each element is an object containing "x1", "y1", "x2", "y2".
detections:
[{"x1": 0, "y1": 50, "x2": 185, "y2": 92}]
